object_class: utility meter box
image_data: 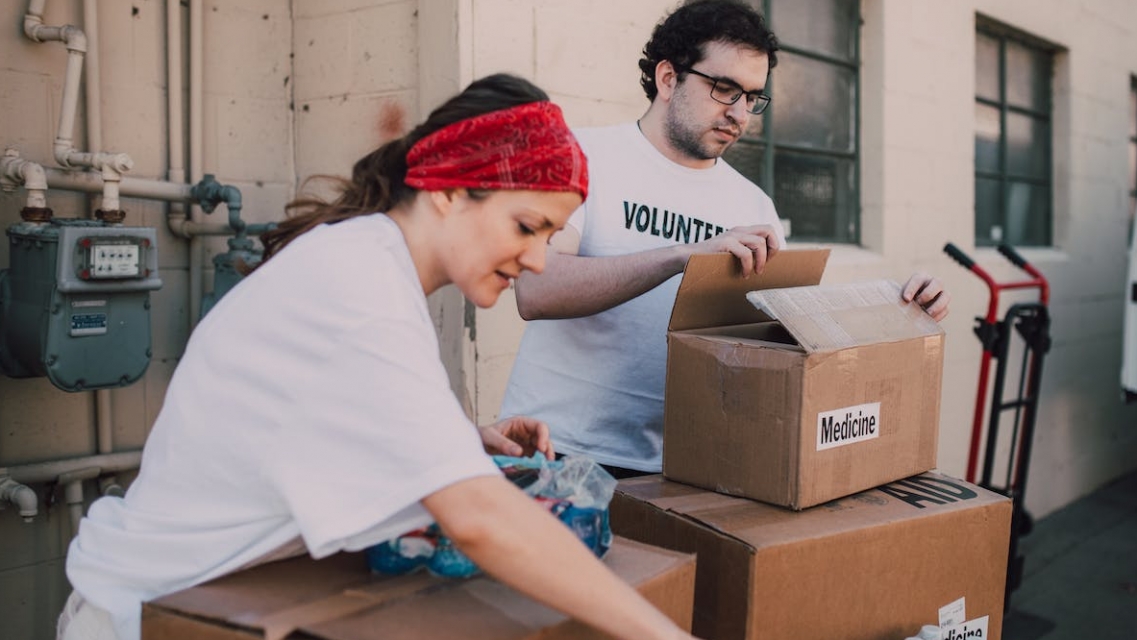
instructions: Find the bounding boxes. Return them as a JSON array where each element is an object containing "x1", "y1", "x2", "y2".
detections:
[{"x1": 0, "y1": 219, "x2": 162, "y2": 391}]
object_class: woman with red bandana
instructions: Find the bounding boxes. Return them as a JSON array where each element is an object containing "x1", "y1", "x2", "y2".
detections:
[{"x1": 60, "y1": 74, "x2": 696, "y2": 640}]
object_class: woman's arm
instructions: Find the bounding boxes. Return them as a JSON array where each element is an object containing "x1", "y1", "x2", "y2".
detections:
[{"x1": 422, "y1": 475, "x2": 693, "y2": 640}]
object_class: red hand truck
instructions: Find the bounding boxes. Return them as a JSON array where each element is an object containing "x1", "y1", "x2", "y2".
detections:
[{"x1": 944, "y1": 242, "x2": 1051, "y2": 608}]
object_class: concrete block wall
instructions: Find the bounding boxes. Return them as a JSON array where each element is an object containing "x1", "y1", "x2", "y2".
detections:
[
  {"x1": 1, "y1": 0, "x2": 1136, "y2": 638},
  {"x1": 0, "y1": 1, "x2": 300, "y2": 637}
]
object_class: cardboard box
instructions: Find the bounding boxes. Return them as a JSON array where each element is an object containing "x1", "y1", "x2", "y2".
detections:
[
  {"x1": 142, "y1": 537, "x2": 695, "y2": 640},
  {"x1": 663, "y1": 252, "x2": 946, "y2": 509},
  {"x1": 611, "y1": 472, "x2": 1012, "y2": 640}
]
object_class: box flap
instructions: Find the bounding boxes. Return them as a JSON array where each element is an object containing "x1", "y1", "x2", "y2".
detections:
[
  {"x1": 668, "y1": 250, "x2": 830, "y2": 332},
  {"x1": 615, "y1": 472, "x2": 1010, "y2": 552},
  {"x1": 745, "y1": 279, "x2": 944, "y2": 352},
  {"x1": 145, "y1": 537, "x2": 694, "y2": 640}
]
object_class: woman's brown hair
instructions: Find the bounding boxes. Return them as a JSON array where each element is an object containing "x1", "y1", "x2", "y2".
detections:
[{"x1": 256, "y1": 74, "x2": 549, "y2": 267}]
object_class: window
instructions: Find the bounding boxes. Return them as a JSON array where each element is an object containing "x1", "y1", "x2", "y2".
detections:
[
  {"x1": 724, "y1": 0, "x2": 860, "y2": 243},
  {"x1": 974, "y1": 20, "x2": 1055, "y2": 247}
]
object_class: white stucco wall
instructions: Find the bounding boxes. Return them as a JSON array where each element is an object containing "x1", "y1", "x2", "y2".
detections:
[{"x1": 465, "y1": 0, "x2": 1137, "y2": 524}]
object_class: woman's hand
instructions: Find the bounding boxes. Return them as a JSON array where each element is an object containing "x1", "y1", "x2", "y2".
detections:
[{"x1": 479, "y1": 416, "x2": 555, "y2": 460}]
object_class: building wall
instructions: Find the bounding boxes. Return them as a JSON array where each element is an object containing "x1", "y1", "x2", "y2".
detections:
[
  {"x1": 1, "y1": 1, "x2": 1136, "y2": 638},
  {"x1": 468, "y1": 0, "x2": 1137, "y2": 522}
]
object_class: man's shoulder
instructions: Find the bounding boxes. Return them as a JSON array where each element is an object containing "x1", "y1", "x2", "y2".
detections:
[{"x1": 571, "y1": 121, "x2": 638, "y2": 148}]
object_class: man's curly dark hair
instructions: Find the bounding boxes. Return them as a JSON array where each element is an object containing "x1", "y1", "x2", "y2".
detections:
[{"x1": 638, "y1": 0, "x2": 779, "y2": 102}]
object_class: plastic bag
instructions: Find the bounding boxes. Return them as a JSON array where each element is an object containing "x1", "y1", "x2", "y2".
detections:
[{"x1": 367, "y1": 455, "x2": 616, "y2": 578}]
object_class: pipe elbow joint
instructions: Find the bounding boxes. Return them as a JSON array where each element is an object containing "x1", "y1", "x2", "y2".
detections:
[
  {"x1": 1, "y1": 478, "x2": 39, "y2": 521},
  {"x1": 21, "y1": 160, "x2": 49, "y2": 192},
  {"x1": 53, "y1": 142, "x2": 77, "y2": 169},
  {"x1": 62, "y1": 25, "x2": 87, "y2": 53},
  {"x1": 222, "y1": 185, "x2": 245, "y2": 231},
  {"x1": 22, "y1": 14, "x2": 44, "y2": 41}
]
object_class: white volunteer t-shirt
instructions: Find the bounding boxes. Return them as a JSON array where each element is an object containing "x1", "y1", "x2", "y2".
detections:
[
  {"x1": 501, "y1": 122, "x2": 785, "y2": 472},
  {"x1": 66, "y1": 214, "x2": 499, "y2": 640}
]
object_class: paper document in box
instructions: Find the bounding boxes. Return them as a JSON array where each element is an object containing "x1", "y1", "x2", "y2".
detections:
[{"x1": 745, "y1": 279, "x2": 943, "y2": 352}]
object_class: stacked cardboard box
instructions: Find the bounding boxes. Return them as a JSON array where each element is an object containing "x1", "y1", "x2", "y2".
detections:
[
  {"x1": 611, "y1": 473, "x2": 1011, "y2": 640},
  {"x1": 142, "y1": 536, "x2": 696, "y2": 640},
  {"x1": 607, "y1": 251, "x2": 1013, "y2": 639},
  {"x1": 663, "y1": 252, "x2": 944, "y2": 510}
]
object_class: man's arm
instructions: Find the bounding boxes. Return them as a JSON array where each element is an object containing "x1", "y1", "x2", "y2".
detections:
[
  {"x1": 516, "y1": 224, "x2": 780, "y2": 320},
  {"x1": 901, "y1": 272, "x2": 951, "y2": 321}
]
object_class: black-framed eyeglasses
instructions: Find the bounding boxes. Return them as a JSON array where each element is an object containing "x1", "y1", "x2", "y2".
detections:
[{"x1": 675, "y1": 64, "x2": 771, "y2": 115}]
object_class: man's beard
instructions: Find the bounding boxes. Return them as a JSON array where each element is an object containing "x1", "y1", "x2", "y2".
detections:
[{"x1": 663, "y1": 101, "x2": 737, "y2": 161}]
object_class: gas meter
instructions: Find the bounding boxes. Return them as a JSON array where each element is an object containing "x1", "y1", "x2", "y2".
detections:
[{"x1": 0, "y1": 218, "x2": 162, "y2": 391}]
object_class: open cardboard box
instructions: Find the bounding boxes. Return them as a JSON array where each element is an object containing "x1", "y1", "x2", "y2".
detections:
[
  {"x1": 142, "y1": 537, "x2": 695, "y2": 640},
  {"x1": 663, "y1": 251, "x2": 946, "y2": 509},
  {"x1": 611, "y1": 472, "x2": 1012, "y2": 640}
]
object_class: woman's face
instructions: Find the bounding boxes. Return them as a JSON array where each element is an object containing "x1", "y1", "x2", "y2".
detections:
[{"x1": 439, "y1": 189, "x2": 581, "y2": 308}]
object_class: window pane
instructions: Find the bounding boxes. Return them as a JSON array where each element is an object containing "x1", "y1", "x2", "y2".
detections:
[
  {"x1": 723, "y1": 140, "x2": 766, "y2": 187},
  {"x1": 976, "y1": 32, "x2": 1000, "y2": 102},
  {"x1": 770, "y1": 53, "x2": 854, "y2": 152},
  {"x1": 770, "y1": 0, "x2": 856, "y2": 61},
  {"x1": 1005, "y1": 181, "x2": 1050, "y2": 246},
  {"x1": 1006, "y1": 112, "x2": 1048, "y2": 179},
  {"x1": 975, "y1": 177, "x2": 1002, "y2": 247},
  {"x1": 773, "y1": 150, "x2": 855, "y2": 242},
  {"x1": 975, "y1": 103, "x2": 1001, "y2": 173},
  {"x1": 1005, "y1": 40, "x2": 1049, "y2": 112}
]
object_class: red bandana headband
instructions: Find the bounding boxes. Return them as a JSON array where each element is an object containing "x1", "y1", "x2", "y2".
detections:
[{"x1": 404, "y1": 101, "x2": 588, "y2": 200}]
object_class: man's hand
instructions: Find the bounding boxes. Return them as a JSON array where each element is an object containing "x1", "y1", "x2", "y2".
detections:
[
  {"x1": 479, "y1": 416, "x2": 555, "y2": 460},
  {"x1": 686, "y1": 224, "x2": 779, "y2": 277},
  {"x1": 901, "y1": 272, "x2": 951, "y2": 322}
]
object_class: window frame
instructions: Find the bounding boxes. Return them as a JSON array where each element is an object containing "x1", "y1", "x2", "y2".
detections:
[
  {"x1": 728, "y1": 0, "x2": 861, "y2": 244},
  {"x1": 974, "y1": 18, "x2": 1057, "y2": 247}
]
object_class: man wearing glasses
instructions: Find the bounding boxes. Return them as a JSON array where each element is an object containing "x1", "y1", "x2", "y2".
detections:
[{"x1": 502, "y1": 0, "x2": 949, "y2": 478}]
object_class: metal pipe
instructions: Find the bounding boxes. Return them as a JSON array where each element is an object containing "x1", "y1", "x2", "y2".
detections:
[
  {"x1": 98, "y1": 163, "x2": 122, "y2": 213},
  {"x1": 166, "y1": 0, "x2": 192, "y2": 240},
  {"x1": 82, "y1": 1, "x2": 118, "y2": 487},
  {"x1": 189, "y1": 0, "x2": 205, "y2": 325},
  {"x1": 55, "y1": 45, "x2": 86, "y2": 166},
  {"x1": 23, "y1": 1, "x2": 134, "y2": 175},
  {"x1": 4, "y1": 451, "x2": 142, "y2": 485},
  {"x1": 95, "y1": 390, "x2": 113, "y2": 455},
  {"x1": 59, "y1": 468, "x2": 100, "y2": 538},
  {"x1": 42, "y1": 167, "x2": 191, "y2": 201},
  {"x1": 41, "y1": 169, "x2": 231, "y2": 237},
  {"x1": 83, "y1": 0, "x2": 102, "y2": 154},
  {"x1": 26, "y1": 0, "x2": 46, "y2": 19}
]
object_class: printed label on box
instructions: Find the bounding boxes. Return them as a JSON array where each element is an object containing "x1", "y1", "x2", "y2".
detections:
[
  {"x1": 939, "y1": 596, "x2": 966, "y2": 628},
  {"x1": 941, "y1": 615, "x2": 988, "y2": 640},
  {"x1": 816, "y1": 402, "x2": 881, "y2": 451}
]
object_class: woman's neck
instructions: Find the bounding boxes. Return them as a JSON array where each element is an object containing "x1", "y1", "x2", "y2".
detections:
[{"x1": 387, "y1": 197, "x2": 448, "y2": 297}]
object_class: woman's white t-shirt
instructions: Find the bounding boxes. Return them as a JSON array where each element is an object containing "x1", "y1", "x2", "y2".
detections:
[{"x1": 65, "y1": 214, "x2": 499, "y2": 640}]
